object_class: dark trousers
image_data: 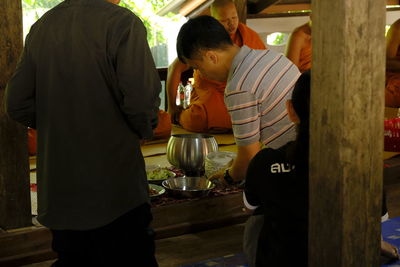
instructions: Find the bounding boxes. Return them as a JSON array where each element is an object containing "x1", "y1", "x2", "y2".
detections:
[{"x1": 51, "y1": 203, "x2": 158, "y2": 267}]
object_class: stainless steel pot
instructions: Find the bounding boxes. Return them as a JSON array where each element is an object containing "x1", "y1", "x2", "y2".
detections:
[{"x1": 166, "y1": 134, "x2": 218, "y2": 176}]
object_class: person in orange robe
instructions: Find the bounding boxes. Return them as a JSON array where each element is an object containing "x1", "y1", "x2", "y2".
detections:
[
  {"x1": 285, "y1": 19, "x2": 312, "y2": 73},
  {"x1": 28, "y1": 128, "x2": 37, "y2": 156},
  {"x1": 28, "y1": 111, "x2": 171, "y2": 154},
  {"x1": 153, "y1": 109, "x2": 172, "y2": 139},
  {"x1": 386, "y1": 18, "x2": 400, "y2": 107},
  {"x1": 166, "y1": 0, "x2": 266, "y2": 133}
]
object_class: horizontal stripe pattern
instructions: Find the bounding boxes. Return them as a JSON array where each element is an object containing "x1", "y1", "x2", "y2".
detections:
[
  {"x1": 233, "y1": 50, "x2": 270, "y2": 93},
  {"x1": 225, "y1": 46, "x2": 299, "y2": 148}
]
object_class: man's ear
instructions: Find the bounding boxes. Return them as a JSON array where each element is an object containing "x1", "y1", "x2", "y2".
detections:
[
  {"x1": 286, "y1": 100, "x2": 300, "y2": 123},
  {"x1": 205, "y1": 51, "x2": 218, "y2": 64}
]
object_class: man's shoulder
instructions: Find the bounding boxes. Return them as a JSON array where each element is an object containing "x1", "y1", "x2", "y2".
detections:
[
  {"x1": 227, "y1": 46, "x2": 297, "y2": 88},
  {"x1": 257, "y1": 142, "x2": 293, "y2": 160},
  {"x1": 41, "y1": 0, "x2": 136, "y2": 21}
]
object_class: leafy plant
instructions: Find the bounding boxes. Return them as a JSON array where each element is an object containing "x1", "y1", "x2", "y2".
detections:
[
  {"x1": 22, "y1": 0, "x2": 177, "y2": 47},
  {"x1": 267, "y1": 32, "x2": 288, "y2": 46},
  {"x1": 21, "y1": 0, "x2": 184, "y2": 66},
  {"x1": 22, "y1": 0, "x2": 63, "y2": 9}
]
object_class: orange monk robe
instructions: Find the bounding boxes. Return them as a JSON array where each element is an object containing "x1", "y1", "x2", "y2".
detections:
[
  {"x1": 179, "y1": 23, "x2": 266, "y2": 133},
  {"x1": 385, "y1": 72, "x2": 400, "y2": 107},
  {"x1": 386, "y1": 45, "x2": 400, "y2": 107},
  {"x1": 28, "y1": 128, "x2": 37, "y2": 156},
  {"x1": 153, "y1": 110, "x2": 172, "y2": 139},
  {"x1": 27, "y1": 112, "x2": 171, "y2": 153},
  {"x1": 297, "y1": 38, "x2": 312, "y2": 73}
]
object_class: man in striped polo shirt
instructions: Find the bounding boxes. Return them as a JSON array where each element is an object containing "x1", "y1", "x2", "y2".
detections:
[{"x1": 176, "y1": 15, "x2": 300, "y2": 184}]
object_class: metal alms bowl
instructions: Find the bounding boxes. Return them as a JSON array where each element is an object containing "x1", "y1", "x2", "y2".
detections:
[
  {"x1": 166, "y1": 134, "x2": 218, "y2": 176},
  {"x1": 162, "y1": 176, "x2": 216, "y2": 198}
]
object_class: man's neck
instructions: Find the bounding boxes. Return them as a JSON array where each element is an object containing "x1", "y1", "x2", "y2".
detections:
[{"x1": 224, "y1": 45, "x2": 241, "y2": 69}]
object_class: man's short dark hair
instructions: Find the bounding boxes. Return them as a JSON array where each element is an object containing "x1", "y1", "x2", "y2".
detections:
[{"x1": 176, "y1": 15, "x2": 233, "y2": 63}]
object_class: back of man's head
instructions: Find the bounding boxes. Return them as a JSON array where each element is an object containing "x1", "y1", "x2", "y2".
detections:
[{"x1": 176, "y1": 15, "x2": 233, "y2": 63}]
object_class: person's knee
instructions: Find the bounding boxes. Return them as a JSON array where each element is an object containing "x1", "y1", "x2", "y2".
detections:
[{"x1": 179, "y1": 104, "x2": 208, "y2": 132}]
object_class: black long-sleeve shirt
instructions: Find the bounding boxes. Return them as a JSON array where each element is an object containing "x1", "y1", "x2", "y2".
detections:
[
  {"x1": 244, "y1": 142, "x2": 308, "y2": 266},
  {"x1": 6, "y1": 0, "x2": 161, "y2": 230}
]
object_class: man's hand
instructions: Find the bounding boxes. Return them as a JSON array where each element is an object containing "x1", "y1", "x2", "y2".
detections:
[{"x1": 207, "y1": 167, "x2": 228, "y2": 188}]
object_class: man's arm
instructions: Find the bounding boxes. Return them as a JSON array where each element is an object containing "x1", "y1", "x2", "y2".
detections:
[
  {"x1": 230, "y1": 142, "x2": 260, "y2": 182},
  {"x1": 166, "y1": 58, "x2": 190, "y2": 119},
  {"x1": 208, "y1": 141, "x2": 260, "y2": 184},
  {"x1": 5, "y1": 44, "x2": 36, "y2": 129},
  {"x1": 243, "y1": 149, "x2": 263, "y2": 211},
  {"x1": 386, "y1": 19, "x2": 400, "y2": 72},
  {"x1": 115, "y1": 15, "x2": 161, "y2": 139}
]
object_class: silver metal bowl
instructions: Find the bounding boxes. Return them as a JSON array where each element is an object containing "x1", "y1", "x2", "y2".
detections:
[
  {"x1": 166, "y1": 134, "x2": 218, "y2": 176},
  {"x1": 162, "y1": 176, "x2": 216, "y2": 198}
]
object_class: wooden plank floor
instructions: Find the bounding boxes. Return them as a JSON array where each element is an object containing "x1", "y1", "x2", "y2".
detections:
[
  {"x1": 20, "y1": 178, "x2": 400, "y2": 267},
  {"x1": 21, "y1": 223, "x2": 245, "y2": 267},
  {"x1": 19, "y1": 155, "x2": 400, "y2": 267},
  {"x1": 386, "y1": 183, "x2": 400, "y2": 218}
]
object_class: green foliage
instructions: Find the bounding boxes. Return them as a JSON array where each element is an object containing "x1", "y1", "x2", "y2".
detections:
[
  {"x1": 271, "y1": 33, "x2": 284, "y2": 45},
  {"x1": 22, "y1": 0, "x2": 63, "y2": 9},
  {"x1": 21, "y1": 0, "x2": 181, "y2": 66},
  {"x1": 267, "y1": 32, "x2": 288, "y2": 46},
  {"x1": 120, "y1": 0, "x2": 170, "y2": 47},
  {"x1": 21, "y1": 0, "x2": 174, "y2": 48}
]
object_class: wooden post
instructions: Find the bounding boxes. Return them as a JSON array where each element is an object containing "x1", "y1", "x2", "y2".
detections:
[
  {"x1": 233, "y1": 0, "x2": 247, "y2": 23},
  {"x1": 309, "y1": 0, "x2": 386, "y2": 266},
  {"x1": 0, "y1": 0, "x2": 31, "y2": 229}
]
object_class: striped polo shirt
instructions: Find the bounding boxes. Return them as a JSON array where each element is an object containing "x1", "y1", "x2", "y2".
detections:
[{"x1": 225, "y1": 45, "x2": 300, "y2": 148}]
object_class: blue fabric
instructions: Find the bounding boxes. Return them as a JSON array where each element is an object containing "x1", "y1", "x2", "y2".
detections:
[
  {"x1": 179, "y1": 217, "x2": 400, "y2": 267},
  {"x1": 179, "y1": 253, "x2": 248, "y2": 267},
  {"x1": 382, "y1": 217, "x2": 400, "y2": 266}
]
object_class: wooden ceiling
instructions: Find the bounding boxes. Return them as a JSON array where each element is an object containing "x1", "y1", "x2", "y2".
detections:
[{"x1": 158, "y1": 0, "x2": 400, "y2": 18}]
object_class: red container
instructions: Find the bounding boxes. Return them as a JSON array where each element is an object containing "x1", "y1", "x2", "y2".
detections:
[{"x1": 384, "y1": 118, "x2": 400, "y2": 152}]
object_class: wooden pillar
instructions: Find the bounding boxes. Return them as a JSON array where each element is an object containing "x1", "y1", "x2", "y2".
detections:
[
  {"x1": 309, "y1": 0, "x2": 386, "y2": 266},
  {"x1": 233, "y1": 0, "x2": 247, "y2": 24},
  {"x1": 0, "y1": 0, "x2": 31, "y2": 229}
]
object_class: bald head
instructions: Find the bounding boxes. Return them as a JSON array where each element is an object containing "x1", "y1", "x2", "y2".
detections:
[
  {"x1": 210, "y1": 0, "x2": 239, "y2": 36},
  {"x1": 210, "y1": 0, "x2": 235, "y2": 12},
  {"x1": 107, "y1": 0, "x2": 121, "y2": 4}
]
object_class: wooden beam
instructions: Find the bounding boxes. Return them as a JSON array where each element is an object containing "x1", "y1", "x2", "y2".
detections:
[
  {"x1": 255, "y1": 0, "x2": 396, "y2": 16},
  {"x1": 248, "y1": 11, "x2": 310, "y2": 19},
  {"x1": 0, "y1": 192, "x2": 248, "y2": 266},
  {"x1": 0, "y1": 0, "x2": 31, "y2": 229},
  {"x1": 260, "y1": 3, "x2": 311, "y2": 14},
  {"x1": 387, "y1": 0, "x2": 400, "y2": 5},
  {"x1": 250, "y1": 6, "x2": 399, "y2": 19},
  {"x1": 309, "y1": 0, "x2": 386, "y2": 266},
  {"x1": 233, "y1": 0, "x2": 247, "y2": 23},
  {"x1": 179, "y1": 0, "x2": 208, "y2": 16},
  {"x1": 247, "y1": 0, "x2": 279, "y2": 14}
]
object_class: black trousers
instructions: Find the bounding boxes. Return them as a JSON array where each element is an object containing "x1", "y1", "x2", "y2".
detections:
[{"x1": 51, "y1": 203, "x2": 158, "y2": 267}]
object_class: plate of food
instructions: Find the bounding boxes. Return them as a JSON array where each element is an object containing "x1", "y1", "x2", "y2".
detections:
[
  {"x1": 148, "y1": 183, "x2": 165, "y2": 198},
  {"x1": 146, "y1": 165, "x2": 176, "y2": 184}
]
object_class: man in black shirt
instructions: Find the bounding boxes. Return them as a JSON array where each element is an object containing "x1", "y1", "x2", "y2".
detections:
[
  {"x1": 6, "y1": 0, "x2": 160, "y2": 265},
  {"x1": 243, "y1": 71, "x2": 309, "y2": 267}
]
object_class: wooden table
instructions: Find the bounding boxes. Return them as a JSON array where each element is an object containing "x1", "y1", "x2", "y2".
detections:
[
  {"x1": 0, "y1": 127, "x2": 246, "y2": 266},
  {"x1": 141, "y1": 125, "x2": 247, "y2": 239},
  {"x1": 6, "y1": 123, "x2": 400, "y2": 266}
]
